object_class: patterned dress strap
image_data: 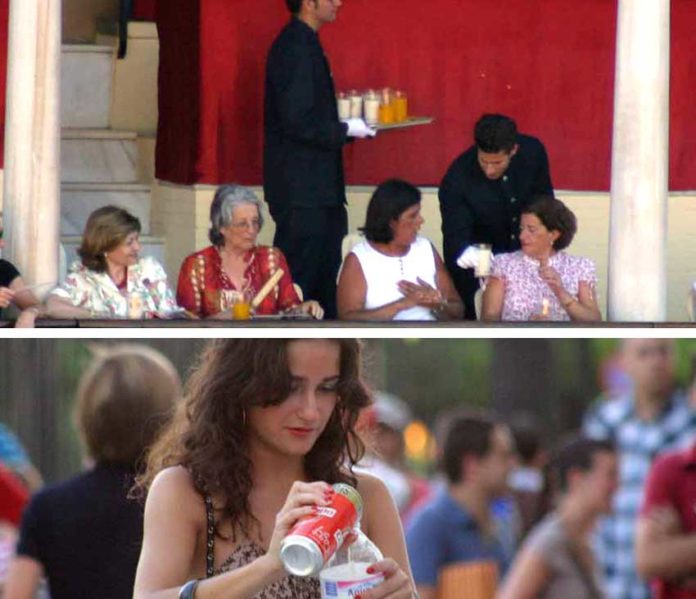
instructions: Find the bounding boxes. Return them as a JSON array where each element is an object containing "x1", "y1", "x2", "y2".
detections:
[{"x1": 205, "y1": 495, "x2": 215, "y2": 578}]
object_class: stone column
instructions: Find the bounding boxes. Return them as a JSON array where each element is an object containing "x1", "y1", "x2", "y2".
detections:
[
  {"x1": 3, "y1": 0, "x2": 61, "y2": 294},
  {"x1": 608, "y1": 0, "x2": 670, "y2": 321}
]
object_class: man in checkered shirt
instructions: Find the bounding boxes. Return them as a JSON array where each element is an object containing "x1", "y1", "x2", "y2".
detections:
[{"x1": 584, "y1": 340, "x2": 696, "y2": 599}]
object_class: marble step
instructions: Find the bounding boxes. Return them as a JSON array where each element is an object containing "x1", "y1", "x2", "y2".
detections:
[
  {"x1": 61, "y1": 235, "x2": 166, "y2": 276},
  {"x1": 61, "y1": 129, "x2": 139, "y2": 184},
  {"x1": 60, "y1": 183, "x2": 151, "y2": 236},
  {"x1": 61, "y1": 44, "x2": 114, "y2": 129}
]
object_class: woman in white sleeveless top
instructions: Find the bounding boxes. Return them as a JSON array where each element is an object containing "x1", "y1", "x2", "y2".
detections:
[{"x1": 337, "y1": 179, "x2": 462, "y2": 321}]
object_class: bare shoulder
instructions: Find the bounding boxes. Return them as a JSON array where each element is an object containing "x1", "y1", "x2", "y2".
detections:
[
  {"x1": 354, "y1": 471, "x2": 395, "y2": 510},
  {"x1": 147, "y1": 466, "x2": 205, "y2": 522}
]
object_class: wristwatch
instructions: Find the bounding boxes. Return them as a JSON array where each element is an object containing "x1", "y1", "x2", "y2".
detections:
[{"x1": 178, "y1": 580, "x2": 200, "y2": 599}]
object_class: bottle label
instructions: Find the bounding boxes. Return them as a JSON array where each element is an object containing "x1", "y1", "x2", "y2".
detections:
[
  {"x1": 320, "y1": 563, "x2": 384, "y2": 598},
  {"x1": 286, "y1": 493, "x2": 358, "y2": 561}
]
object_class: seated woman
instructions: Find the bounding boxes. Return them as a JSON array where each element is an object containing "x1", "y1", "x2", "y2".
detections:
[
  {"x1": 337, "y1": 179, "x2": 462, "y2": 321},
  {"x1": 45, "y1": 206, "x2": 182, "y2": 319},
  {"x1": 482, "y1": 197, "x2": 601, "y2": 322},
  {"x1": 498, "y1": 436, "x2": 617, "y2": 599},
  {"x1": 0, "y1": 222, "x2": 42, "y2": 327},
  {"x1": 176, "y1": 184, "x2": 323, "y2": 319}
]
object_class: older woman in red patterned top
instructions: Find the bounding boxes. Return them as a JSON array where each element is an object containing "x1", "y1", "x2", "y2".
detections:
[{"x1": 176, "y1": 185, "x2": 323, "y2": 319}]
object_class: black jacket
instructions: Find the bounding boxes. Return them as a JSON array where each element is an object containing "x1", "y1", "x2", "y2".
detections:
[
  {"x1": 438, "y1": 134, "x2": 553, "y2": 317},
  {"x1": 263, "y1": 18, "x2": 348, "y2": 215}
]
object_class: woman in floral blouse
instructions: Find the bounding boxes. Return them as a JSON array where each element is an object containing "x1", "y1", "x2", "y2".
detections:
[
  {"x1": 482, "y1": 197, "x2": 601, "y2": 322},
  {"x1": 45, "y1": 206, "x2": 182, "y2": 319},
  {"x1": 176, "y1": 185, "x2": 323, "y2": 319}
]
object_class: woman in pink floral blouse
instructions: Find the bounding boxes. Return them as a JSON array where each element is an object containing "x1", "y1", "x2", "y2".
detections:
[{"x1": 482, "y1": 197, "x2": 601, "y2": 322}]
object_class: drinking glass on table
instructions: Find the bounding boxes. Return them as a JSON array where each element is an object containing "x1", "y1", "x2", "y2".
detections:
[{"x1": 231, "y1": 290, "x2": 252, "y2": 320}]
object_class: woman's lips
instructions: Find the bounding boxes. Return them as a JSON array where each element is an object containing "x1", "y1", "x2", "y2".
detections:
[{"x1": 286, "y1": 427, "x2": 314, "y2": 437}]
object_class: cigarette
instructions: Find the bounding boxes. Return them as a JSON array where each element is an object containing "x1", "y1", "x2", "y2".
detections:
[
  {"x1": 541, "y1": 298, "x2": 550, "y2": 316},
  {"x1": 251, "y1": 269, "x2": 284, "y2": 309}
]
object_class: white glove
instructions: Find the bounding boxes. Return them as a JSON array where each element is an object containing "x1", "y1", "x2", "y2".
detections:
[
  {"x1": 456, "y1": 245, "x2": 481, "y2": 269},
  {"x1": 345, "y1": 118, "x2": 377, "y2": 138}
]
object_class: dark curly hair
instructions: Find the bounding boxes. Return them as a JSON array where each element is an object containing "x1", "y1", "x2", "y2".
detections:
[
  {"x1": 360, "y1": 179, "x2": 421, "y2": 243},
  {"x1": 522, "y1": 196, "x2": 578, "y2": 250},
  {"x1": 135, "y1": 339, "x2": 371, "y2": 540},
  {"x1": 474, "y1": 114, "x2": 518, "y2": 153}
]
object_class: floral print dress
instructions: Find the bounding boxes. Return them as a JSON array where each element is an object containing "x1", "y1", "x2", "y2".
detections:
[
  {"x1": 491, "y1": 251, "x2": 598, "y2": 321},
  {"x1": 50, "y1": 256, "x2": 181, "y2": 318}
]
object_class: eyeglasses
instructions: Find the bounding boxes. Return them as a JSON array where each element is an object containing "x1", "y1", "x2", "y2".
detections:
[{"x1": 230, "y1": 220, "x2": 261, "y2": 231}]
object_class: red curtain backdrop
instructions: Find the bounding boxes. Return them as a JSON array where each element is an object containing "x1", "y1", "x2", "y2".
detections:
[
  {"x1": 1, "y1": 1, "x2": 695, "y2": 188},
  {"x1": 133, "y1": 0, "x2": 156, "y2": 20},
  {"x1": 154, "y1": 0, "x2": 621, "y2": 189},
  {"x1": 0, "y1": 0, "x2": 8, "y2": 168}
]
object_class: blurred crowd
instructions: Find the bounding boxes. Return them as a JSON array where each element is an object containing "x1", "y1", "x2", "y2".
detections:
[{"x1": 1, "y1": 339, "x2": 695, "y2": 598}]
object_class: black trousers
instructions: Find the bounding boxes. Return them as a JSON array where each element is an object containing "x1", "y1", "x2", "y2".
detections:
[{"x1": 272, "y1": 204, "x2": 348, "y2": 320}]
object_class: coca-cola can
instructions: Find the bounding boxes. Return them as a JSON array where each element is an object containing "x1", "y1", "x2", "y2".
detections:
[{"x1": 280, "y1": 483, "x2": 363, "y2": 577}]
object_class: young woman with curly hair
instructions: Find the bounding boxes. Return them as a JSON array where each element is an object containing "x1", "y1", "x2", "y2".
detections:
[{"x1": 133, "y1": 339, "x2": 415, "y2": 599}]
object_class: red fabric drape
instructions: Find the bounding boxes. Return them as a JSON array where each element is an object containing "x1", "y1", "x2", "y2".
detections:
[
  {"x1": 133, "y1": 0, "x2": 156, "y2": 20},
  {"x1": 155, "y1": 0, "x2": 621, "y2": 189},
  {"x1": 0, "y1": 0, "x2": 9, "y2": 169},
  {"x1": 152, "y1": 1, "x2": 696, "y2": 190},
  {"x1": 2, "y1": 1, "x2": 695, "y2": 188}
]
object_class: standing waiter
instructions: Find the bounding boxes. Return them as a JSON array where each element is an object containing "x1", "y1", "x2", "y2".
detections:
[
  {"x1": 439, "y1": 114, "x2": 553, "y2": 319},
  {"x1": 264, "y1": 0, "x2": 374, "y2": 319}
]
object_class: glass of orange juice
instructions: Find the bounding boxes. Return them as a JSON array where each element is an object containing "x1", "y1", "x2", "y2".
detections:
[
  {"x1": 394, "y1": 90, "x2": 408, "y2": 123},
  {"x1": 231, "y1": 290, "x2": 252, "y2": 320},
  {"x1": 378, "y1": 88, "x2": 395, "y2": 125}
]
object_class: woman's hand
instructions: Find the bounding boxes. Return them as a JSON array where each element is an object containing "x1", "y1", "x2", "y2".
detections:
[
  {"x1": 360, "y1": 558, "x2": 415, "y2": 599},
  {"x1": 15, "y1": 307, "x2": 39, "y2": 328},
  {"x1": 266, "y1": 481, "x2": 334, "y2": 567},
  {"x1": 538, "y1": 265, "x2": 564, "y2": 297},
  {"x1": 397, "y1": 278, "x2": 443, "y2": 309},
  {"x1": 295, "y1": 300, "x2": 324, "y2": 320},
  {"x1": 0, "y1": 286, "x2": 15, "y2": 308}
]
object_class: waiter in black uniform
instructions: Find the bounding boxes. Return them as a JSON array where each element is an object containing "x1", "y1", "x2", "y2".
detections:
[
  {"x1": 264, "y1": 0, "x2": 374, "y2": 319},
  {"x1": 438, "y1": 114, "x2": 553, "y2": 319}
]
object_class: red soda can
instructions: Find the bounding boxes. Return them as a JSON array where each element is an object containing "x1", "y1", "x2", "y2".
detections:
[{"x1": 280, "y1": 483, "x2": 363, "y2": 577}]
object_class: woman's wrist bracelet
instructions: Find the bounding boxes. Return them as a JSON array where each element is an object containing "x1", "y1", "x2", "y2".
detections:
[
  {"x1": 431, "y1": 299, "x2": 447, "y2": 316},
  {"x1": 562, "y1": 296, "x2": 576, "y2": 309},
  {"x1": 178, "y1": 579, "x2": 200, "y2": 599}
]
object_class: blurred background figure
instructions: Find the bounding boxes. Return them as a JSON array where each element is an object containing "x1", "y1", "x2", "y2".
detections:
[
  {"x1": 356, "y1": 392, "x2": 433, "y2": 524},
  {"x1": 583, "y1": 339, "x2": 696, "y2": 599},
  {"x1": 4, "y1": 344, "x2": 181, "y2": 599},
  {"x1": 635, "y1": 357, "x2": 696, "y2": 598},
  {"x1": 406, "y1": 412, "x2": 516, "y2": 599},
  {"x1": 0, "y1": 423, "x2": 42, "y2": 493},
  {"x1": 507, "y1": 414, "x2": 549, "y2": 540},
  {"x1": 0, "y1": 463, "x2": 30, "y2": 594},
  {"x1": 498, "y1": 435, "x2": 618, "y2": 599}
]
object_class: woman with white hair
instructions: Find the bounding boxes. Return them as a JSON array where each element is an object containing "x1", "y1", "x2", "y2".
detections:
[{"x1": 176, "y1": 184, "x2": 323, "y2": 318}]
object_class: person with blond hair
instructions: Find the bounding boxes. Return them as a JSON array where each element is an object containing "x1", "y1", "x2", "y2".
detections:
[{"x1": 4, "y1": 344, "x2": 181, "y2": 599}]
